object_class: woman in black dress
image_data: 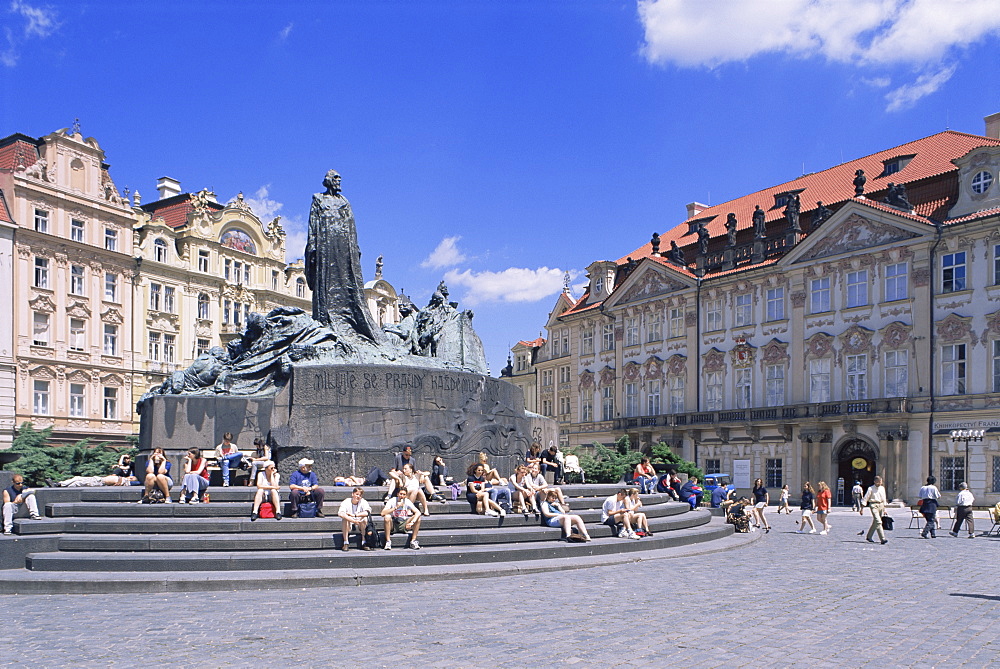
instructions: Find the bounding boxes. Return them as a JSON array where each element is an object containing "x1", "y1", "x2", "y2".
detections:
[{"x1": 751, "y1": 478, "x2": 771, "y2": 533}]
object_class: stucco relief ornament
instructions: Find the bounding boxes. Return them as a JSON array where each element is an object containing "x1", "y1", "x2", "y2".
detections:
[
  {"x1": 911, "y1": 267, "x2": 930, "y2": 287},
  {"x1": 667, "y1": 354, "x2": 686, "y2": 377},
  {"x1": 578, "y1": 370, "x2": 594, "y2": 391},
  {"x1": 730, "y1": 337, "x2": 754, "y2": 367},
  {"x1": 880, "y1": 322, "x2": 911, "y2": 349},
  {"x1": 623, "y1": 362, "x2": 641, "y2": 381},
  {"x1": 841, "y1": 326, "x2": 873, "y2": 355},
  {"x1": 790, "y1": 291, "x2": 807, "y2": 308},
  {"x1": 761, "y1": 340, "x2": 789, "y2": 365},
  {"x1": 599, "y1": 366, "x2": 616, "y2": 387},
  {"x1": 986, "y1": 310, "x2": 1000, "y2": 336},
  {"x1": 936, "y1": 314, "x2": 972, "y2": 343},
  {"x1": 643, "y1": 356, "x2": 663, "y2": 380},
  {"x1": 266, "y1": 216, "x2": 286, "y2": 239},
  {"x1": 702, "y1": 348, "x2": 725, "y2": 373},
  {"x1": 805, "y1": 333, "x2": 833, "y2": 359}
]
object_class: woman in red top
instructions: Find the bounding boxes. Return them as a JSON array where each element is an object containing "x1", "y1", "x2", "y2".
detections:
[
  {"x1": 815, "y1": 480, "x2": 832, "y2": 535},
  {"x1": 633, "y1": 457, "x2": 657, "y2": 494},
  {"x1": 180, "y1": 448, "x2": 210, "y2": 504}
]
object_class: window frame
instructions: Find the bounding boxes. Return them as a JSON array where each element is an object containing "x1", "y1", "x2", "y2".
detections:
[
  {"x1": 885, "y1": 349, "x2": 908, "y2": 398},
  {"x1": 34, "y1": 257, "x2": 49, "y2": 288},
  {"x1": 809, "y1": 358, "x2": 831, "y2": 403},
  {"x1": 845, "y1": 353, "x2": 868, "y2": 400},
  {"x1": 846, "y1": 270, "x2": 868, "y2": 308},
  {"x1": 765, "y1": 364, "x2": 784, "y2": 407},
  {"x1": 766, "y1": 287, "x2": 784, "y2": 322},
  {"x1": 70, "y1": 218, "x2": 85, "y2": 242},
  {"x1": 103, "y1": 324, "x2": 118, "y2": 356},
  {"x1": 70, "y1": 264, "x2": 85, "y2": 295},
  {"x1": 884, "y1": 262, "x2": 908, "y2": 302},
  {"x1": 942, "y1": 252, "x2": 966, "y2": 293},
  {"x1": 104, "y1": 227, "x2": 118, "y2": 251},
  {"x1": 69, "y1": 318, "x2": 86, "y2": 352},
  {"x1": 734, "y1": 294, "x2": 753, "y2": 327},
  {"x1": 69, "y1": 383, "x2": 86, "y2": 418},
  {"x1": 810, "y1": 277, "x2": 831, "y2": 314},
  {"x1": 941, "y1": 343, "x2": 967, "y2": 395}
]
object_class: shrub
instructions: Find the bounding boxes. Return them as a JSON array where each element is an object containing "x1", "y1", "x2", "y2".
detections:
[
  {"x1": 650, "y1": 441, "x2": 703, "y2": 480},
  {"x1": 7, "y1": 422, "x2": 137, "y2": 486},
  {"x1": 573, "y1": 434, "x2": 643, "y2": 484}
]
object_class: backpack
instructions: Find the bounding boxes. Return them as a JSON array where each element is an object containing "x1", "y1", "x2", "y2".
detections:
[
  {"x1": 142, "y1": 488, "x2": 165, "y2": 504},
  {"x1": 259, "y1": 502, "x2": 275, "y2": 518},
  {"x1": 364, "y1": 517, "x2": 384, "y2": 549}
]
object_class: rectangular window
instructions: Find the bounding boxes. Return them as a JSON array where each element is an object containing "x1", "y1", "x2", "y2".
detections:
[
  {"x1": 765, "y1": 458, "x2": 783, "y2": 488},
  {"x1": 148, "y1": 332, "x2": 161, "y2": 361},
  {"x1": 199, "y1": 251, "x2": 210, "y2": 273},
  {"x1": 734, "y1": 294, "x2": 752, "y2": 327},
  {"x1": 542, "y1": 399, "x2": 552, "y2": 417},
  {"x1": 646, "y1": 380, "x2": 661, "y2": 416},
  {"x1": 33, "y1": 380, "x2": 49, "y2": 415},
  {"x1": 234, "y1": 302, "x2": 244, "y2": 327},
  {"x1": 705, "y1": 299, "x2": 723, "y2": 332},
  {"x1": 34, "y1": 257, "x2": 49, "y2": 288},
  {"x1": 149, "y1": 283, "x2": 161, "y2": 311},
  {"x1": 295, "y1": 279, "x2": 305, "y2": 298},
  {"x1": 69, "y1": 383, "x2": 85, "y2": 418},
  {"x1": 223, "y1": 300, "x2": 231, "y2": 325},
  {"x1": 846, "y1": 354, "x2": 868, "y2": 400},
  {"x1": 271, "y1": 269, "x2": 279, "y2": 291},
  {"x1": 163, "y1": 334, "x2": 176, "y2": 363},
  {"x1": 846, "y1": 270, "x2": 868, "y2": 308},
  {"x1": 71, "y1": 218, "x2": 85, "y2": 242},
  {"x1": 995, "y1": 245, "x2": 1000, "y2": 286},
  {"x1": 559, "y1": 396, "x2": 570, "y2": 417},
  {"x1": 581, "y1": 328, "x2": 594, "y2": 355},
  {"x1": 542, "y1": 369, "x2": 553, "y2": 386},
  {"x1": 940, "y1": 456, "x2": 965, "y2": 492},
  {"x1": 884, "y1": 262, "x2": 908, "y2": 301},
  {"x1": 69, "y1": 318, "x2": 85, "y2": 351},
  {"x1": 103, "y1": 324, "x2": 118, "y2": 356},
  {"x1": 766, "y1": 364, "x2": 785, "y2": 407},
  {"x1": 735, "y1": 367, "x2": 752, "y2": 409},
  {"x1": 559, "y1": 366, "x2": 571, "y2": 384},
  {"x1": 196, "y1": 338, "x2": 210, "y2": 356},
  {"x1": 669, "y1": 376, "x2": 684, "y2": 413},
  {"x1": 32, "y1": 311, "x2": 49, "y2": 346},
  {"x1": 625, "y1": 318, "x2": 638, "y2": 347},
  {"x1": 602, "y1": 324, "x2": 615, "y2": 352},
  {"x1": 198, "y1": 296, "x2": 210, "y2": 320},
  {"x1": 994, "y1": 341, "x2": 1000, "y2": 393},
  {"x1": 809, "y1": 358, "x2": 831, "y2": 403},
  {"x1": 154, "y1": 241, "x2": 167, "y2": 263},
  {"x1": 885, "y1": 350, "x2": 908, "y2": 397},
  {"x1": 103, "y1": 387, "x2": 118, "y2": 420},
  {"x1": 34, "y1": 208, "x2": 48, "y2": 233},
  {"x1": 705, "y1": 459, "x2": 721, "y2": 476},
  {"x1": 669, "y1": 307, "x2": 684, "y2": 338},
  {"x1": 942, "y1": 252, "x2": 966, "y2": 293},
  {"x1": 242, "y1": 263, "x2": 250, "y2": 285},
  {"x1": 810, "y1": 277, "x2": 831, "y2": 314},
  {"x1": 602, "y1": 386, "x2": 614, "y2": 421},
  {"x1": 104, "y1": 272, "x2": 117, "y2": 302},
  {"x1": 705, "y1": 371, "x2": 722, "y2": 411},
  {"x1": 560, "y1": 328, "x2": 569, "y2": 356},
  {"x1": 164, "y1": 286, "x2": 175, "y2": 313},
  {"x1": 515, "y1": 354, "x2": 527, "y2": 372},
  {"x1": 646, "y1": 311, "x2": 662, "y2": 343},
  {"x1": 581, "y1": 395, "x2": 593, "y2": 423},
  {"x1": 941, "y1": 344, "x2": 966, "y2": 395},
  {"x1": 104, "y1": 228, "x2": 117, "y2": 251},
  {"x1": 766, "y1": 287, "x2": 784, "y2": 321},
  {"x1": 993, "y1": 455, "x2": 1000, "y2": 493},
  {"x1": 70, "y1": 264, "x2": 85, "y2": 295},
  {"x1": 224, "y1": 259, "x2": 232, "y2": 282}
]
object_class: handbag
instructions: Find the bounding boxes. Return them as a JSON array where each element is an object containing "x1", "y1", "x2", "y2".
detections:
[
  {"x1": 364, "y1": 516, "x2": 384, "y2": 549},
  {"x1": 298, "y1": 501, "x2": 318, "y2": 518},
  {"x1": 881, "y1": 514, "x2": 894, "y2": 531}
]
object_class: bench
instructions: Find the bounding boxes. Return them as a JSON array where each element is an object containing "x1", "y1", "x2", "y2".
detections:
[{"x1": 908, "y1": 505, "x2": 953, "y2": 529}]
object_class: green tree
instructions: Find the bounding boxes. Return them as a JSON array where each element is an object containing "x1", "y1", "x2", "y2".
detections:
[
  {"x1": 7, "y1": 422, "x2": 136, "y2": 485},
  {"x1": 650, "y1": 441, "x2": 703, "y2": 480},
  {"x1": 573, "y1": 434, "x2": 643, "y2": 483}
]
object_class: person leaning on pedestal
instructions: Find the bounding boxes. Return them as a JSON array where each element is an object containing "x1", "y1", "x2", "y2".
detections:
[
  {"x1": 288, "y1": 458, "x2": 325, "y2": 518},
  {"x1": 3, "y1": 474, "x2": 41, "y2": 535}
]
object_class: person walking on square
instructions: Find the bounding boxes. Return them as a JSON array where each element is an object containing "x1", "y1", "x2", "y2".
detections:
[
  {"x1": 851, "y1": 480, "x2": 864, "y2": 512},
  {"x1": 796, "y1": 482, "x2": 817, "y2": 534},
  {"x1": 861, "y1": 475, "x2": 888, "y2": 544},
  {"x1": 776, "y1": 484, "x2": 792, "y2": 514},
  {"x1": 949, "y1": 482, "x2": 975, "y2": 538},
  {"x1": 815, "y1": 481, "x2": 832, "y2": 534},
  {"x1": 917, "y1": 475, "x2": 941, "y2": 539},
  {"x1": 751, "y1": 478, "x2": 771, "y2": 532}
]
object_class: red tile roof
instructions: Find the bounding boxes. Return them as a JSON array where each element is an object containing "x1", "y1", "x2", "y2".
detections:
[
  {"x1": 618, "y1": 130, "x2": 1000, "y2": 264},
  {"x1": 944, "y1": 206, "x2": 1000, "y2": 225},
  {"x1": 517, "y1": 337, "x2": 546, "y2": 348},
  {"x1": 141, "y1": 193, "x2": 223, "y2": 228},
  {"x1": 0, "y1": 189, "x2": 13, "y2": 224},
  {"x1": 0, "y1": 134, "x2": 40, "y2": 171}
]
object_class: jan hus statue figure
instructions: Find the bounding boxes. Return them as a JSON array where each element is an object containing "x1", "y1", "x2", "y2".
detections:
[{"x1": 304, "y1": 170, "x2": 385, "y2": 344}]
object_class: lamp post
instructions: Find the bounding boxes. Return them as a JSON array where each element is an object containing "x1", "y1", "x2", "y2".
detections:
[{"x1": 949, "y1": 429, "x2": 985, "y2": 492}]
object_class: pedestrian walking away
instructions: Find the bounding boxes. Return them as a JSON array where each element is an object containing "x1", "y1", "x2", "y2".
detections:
[
  {"x1": 949, "y1": 482, "x2": 975, "y2": 538},
  {"x1": 861, "y1": 476, "x2": 888, "y2": 544},
  {"x1": 917, "y1": 476, "x2": 941, "y2": 539},
  {"x1": 851, "y1": 480, "x2": 864, "y2": 512}
]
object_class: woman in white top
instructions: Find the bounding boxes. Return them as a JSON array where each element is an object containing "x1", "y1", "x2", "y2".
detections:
[
  {"x1": 250, "y1": 462, "x2": 281, "y2": 521},
  {"x1": 860, "y1": 476, "x2": 888, "y2": 544},
  {"x1": 776, "y1": 485, "x2": 792, "y2": 514},
  {"x1": 917, "y1": 475, "x2": 941, "y2": 539},
  {"x1": 625, "y1": 488, "x2": 653, "y2": 536}
]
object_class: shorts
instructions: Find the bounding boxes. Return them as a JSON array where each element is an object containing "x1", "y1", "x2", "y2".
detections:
[
  {"x1": 801, "y1": 509, "x2": 813, "y2": 517},
  {"x1": 391, "y1": 517, "x2": 412, "y2": 535},
  {"x1": 816, "y1": 509, "x2": 828, "y2": 516},
  {"x1": 545, "y1": 516, "x2": 562, "y2": 528},
  {"x1": 754, "y1": 502, "x2": 767, "y2": 509}
]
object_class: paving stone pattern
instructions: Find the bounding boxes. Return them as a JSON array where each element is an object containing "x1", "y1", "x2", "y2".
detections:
[{"x1": 4, "y1": 508, "x2": 998, "y2": 667}]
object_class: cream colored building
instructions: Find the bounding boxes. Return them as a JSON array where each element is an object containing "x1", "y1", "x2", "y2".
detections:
[{"x1": 510, "y1": 117, "x2": 1000, "y2": 505}]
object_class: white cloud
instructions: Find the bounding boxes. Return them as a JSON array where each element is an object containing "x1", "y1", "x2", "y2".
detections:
[
  {"x1": 283, "y1": 219, "x2": 307, "y2": 263},
  {"x1": 279, "y1": 22, "x2": 293, "y2": 40},
  {"x1": 421, "y1": 236, "x2": 467, "y2": 269},
  {"x1": 884, "y1": 64, "x2": 956, "y2": 112},
  {"x1": 241, "y1": 185, "x2": 284, "y2": 221},
  {"x1": 637, "y1": 0, "x2": 1000, "y2": 110},
  {"x1": 2, "y1": 1, "x2": 59, "y2": 67},
  {"x1": 443, "y1": 267, "x2": 572, "y2": 306}
]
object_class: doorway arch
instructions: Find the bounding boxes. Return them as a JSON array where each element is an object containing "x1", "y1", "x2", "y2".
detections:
[{"x1": 834, "y1": 438, "x2": 879, "y2": 498}]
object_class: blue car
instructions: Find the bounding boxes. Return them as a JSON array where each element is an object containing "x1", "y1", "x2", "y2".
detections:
[{"x1": 704, "y1": 474, "x2": 735, "y2": 496}]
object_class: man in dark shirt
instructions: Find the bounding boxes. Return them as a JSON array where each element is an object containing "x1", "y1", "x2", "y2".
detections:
[
  {"x1": 711, "y1": 484, "x2": 733, "y2": 508},
  {"x1": 540, "y1": 444, "x2": 563, "y2": 484}
]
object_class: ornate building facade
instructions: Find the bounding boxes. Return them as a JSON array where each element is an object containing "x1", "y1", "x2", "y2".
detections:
[
  {"x1": 505, "y1": 115, "x2": 1000, "y2": 505},
  {"x1": 0, "y1": 128, "x2": 402, "y2": 447}
]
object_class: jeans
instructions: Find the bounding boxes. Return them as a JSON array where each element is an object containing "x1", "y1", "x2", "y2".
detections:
[
  {"x1": 181, "y1": 474, "x2": 209, "y2": 500},
  {"x1": 3, "y1": 493, "x2": 40, "y2": 532},
  {"x1": 489, "y1": 486, "x2": 512, "y2": 510},
  {"x1": 218, "y1": 452, "x2": 243, "y2": 484},
  {"x1": 637, "y1": 476, "x2": 656, "y2": 494},
  {"x1": 921, "y1": 512, "x2": 937, "y2": 537}
]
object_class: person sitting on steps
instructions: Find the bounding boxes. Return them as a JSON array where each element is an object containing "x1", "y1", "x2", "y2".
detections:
[
  {"x1": 381, "y1": 485, "x2": 422, "y2": 550},
  {"x1": 338, "y1": 486, "x2": 371, "y2": 550},
  {"x1": 3, "y1": 474, "x2": 41, "y2": 535},
  {"x1": 466, "y1": 463, "x2": 506, "y2": 517},
  {"x1": 626, "y1": 488, "x2": 654, "y2": 536},
  {"x1": 214, "y1": 432, "x2": 243, "y2": 487},
  {"x1": 540, "y1": 490, "x2": 591, "y2": 542},
  {"x1": 179, "y1": 447, "x2": 209, "y2": 504},
  {"x1": 602, "y1": 488, "x2": 640, "y2": 539},
  {"x1": 389, "y1": 463, "x2": 432, "y2": 516},
  {"x1": 143, "y1": 447, "x2": 173, "y2": 503},
  {"x1": 288, "y1": 458, "x2": 325, "y2": 518},
  {"x1": 250, "y1": 462, "x2": 281, "y2": 521},
  {"x1": 389, "y1": 445, "x2": 445, "y2": 502}
]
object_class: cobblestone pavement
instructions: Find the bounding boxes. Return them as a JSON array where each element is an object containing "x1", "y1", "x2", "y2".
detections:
[{"x1": 4, "y1": 508, "x2": 999, "y2": 667}]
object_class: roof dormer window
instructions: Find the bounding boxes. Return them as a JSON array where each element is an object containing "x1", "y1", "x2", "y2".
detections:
[
  {"x1": 971, "y1": 170, "x2": 994, "y2": 195},
  {"x1": 880, "y1": 154, "x2": 914, "y2": 177}
]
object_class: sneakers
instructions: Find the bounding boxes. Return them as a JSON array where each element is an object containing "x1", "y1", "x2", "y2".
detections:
[
  {"x1": 498, "y1": 507, "x2": 507, "y2": 517},
  {"x1": 796, "y1": 529, "x2": 805, "y2": 534},
  {"x1": 949, "y1": 531, "x2": 959, "y2": 538},
  {"x1": 164, "y1": 497, "x2": 172, "y2": 504},
  {"x1": 178, "y1": 496, "x2": 188, "y2": 504},
  {"x1": 409, "y1": 540, "x2": 420, "y2": 550},
  {"x1": 808, "y1": 529, "x2": 817, "y2": 534},
  {"x1": 222, "y1": 481, "x2": 230, "y2": 487},
  {"x1": 819, "y1": 530, "x2": 828, "y2": 535},
  {"x1": 190, "y1": 497, "x2": 200, "y2": 505},
  {"x1": 2, "y1": 530, "x2": 10, "y2": 535},
  {"x1": 384, "y1": 539, "x2": 392, "y2": 550},
  {"x1": 29, "y1": 514, "x2": 41, "y2": 521},
  {"x1": 629, "y1": 531, "x2": 641, "y2": 540},
  {"x1": 968, "y1": 534, "x2": 976, "y2": 539},
  {"x1": 618, "y1": 529, "x2": 629, "y2": 538},
  {"x1": 485, "y1": 509, "x2": 499, "y2": 517}
]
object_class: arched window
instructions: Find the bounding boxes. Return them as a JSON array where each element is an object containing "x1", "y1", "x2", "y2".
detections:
[
  {"x1": 153, "y1": 238, "x2": 168, "y2": 263},
  {"x1": 296, "y1": 277, "x2": 306, "y2": 298},
  {"x1": 197, "y1": 293, "x2": 210, "y2": 320}
]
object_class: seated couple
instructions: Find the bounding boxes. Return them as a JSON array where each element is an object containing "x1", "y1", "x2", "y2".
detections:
[{"x1": 602, "y1": 488, "x2": 653, "y2": 540}]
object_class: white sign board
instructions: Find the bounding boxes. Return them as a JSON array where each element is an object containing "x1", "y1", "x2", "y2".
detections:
[{"x1": 733, "y1": 459, "x2": 752, "y2": 488}]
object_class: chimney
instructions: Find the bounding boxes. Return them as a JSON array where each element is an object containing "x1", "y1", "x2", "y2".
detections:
[
  {"x1": 156, "y1": 176, "x2": 181, "y2": 200},
  {"x1": 986, "y1": 112, "x2": 1000, "y2": 140},
  {"x1": 686, "y1": 202, "x2": 708, "y2": 219}
]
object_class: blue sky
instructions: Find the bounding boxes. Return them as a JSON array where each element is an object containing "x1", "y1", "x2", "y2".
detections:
[{"x1": 2, "y1": 0, "x2": 999, "y2": 374}]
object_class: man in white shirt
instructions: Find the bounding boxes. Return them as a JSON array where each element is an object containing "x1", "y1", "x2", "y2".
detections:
[
  {"x1": 860, "y1": 475, "x2": 888, "y2": 544},
  {"x1": 338, "y1": 487, "x2": 373, "y2": 551},
  {"x1": 949, "y1": 482, "x2": 976, "y2": 538},
  {"x1": 851, "y1": 481, "x2": 864, "y2": 511},
  {"x1": 381, "y1": 486, "x2": 422, "y2": 550},
  {"x1": 602, "y1": 489, "x2": 640, "y2": 539}
]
